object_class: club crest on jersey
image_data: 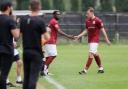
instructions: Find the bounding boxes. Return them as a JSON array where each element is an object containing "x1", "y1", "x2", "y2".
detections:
[{"x1": 92, "y1": 21, "x2": 95, "y2": 24}]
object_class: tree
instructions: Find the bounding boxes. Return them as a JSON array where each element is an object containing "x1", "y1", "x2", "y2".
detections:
[
  {"x1": 82, "y1": 0, "x2": 95, "y2": 11},
  {"x1": 16, "y1": 0, "x2": 29, "y2": 10},
  {"x1": 116, "y1": 0, "x2": 128, "y2": 12},
  {"x1": 70, "y1": 0, "x2": 79, "y2": 11},
  {"x1": 100, "y1": 0, "x2": 112, "y2": 12},
  {"x1": 41, "y1": 0, "x2": 50, "y2": 10},
  {"x1": 53, "y1": 0, "x2": 65, "y2": 11}
]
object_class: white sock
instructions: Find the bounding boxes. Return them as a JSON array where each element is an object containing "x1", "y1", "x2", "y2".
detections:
[
  {"x1": 6, "y1": 79, "x2": 10, "y2": 84},
  {"x1": 16, "y1": 76, "x2": 22, "y2": 82},
  {"x1": 84, "y1": 69, "x2": 87, "y2": 73},
  {"x1": 43, "y1": 58, "x2": 46, "y2": 61},
  {"x1": 44, "y1": 65, "x2": 47, "y2": 71},
  {"x1": 99, "y1": 67, "x2": 104, "y2": 70},
  {"x1": 46, "y1": 69, "x2": 49, "y2": 73}
]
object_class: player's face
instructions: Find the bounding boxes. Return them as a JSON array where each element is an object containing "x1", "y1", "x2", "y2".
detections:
[
  {"x1": 86, "y1": 10, "x2": 93, "y2": 19},
  {"x1": 55, "y1": 12, "x2": 61, "y2": 20}
]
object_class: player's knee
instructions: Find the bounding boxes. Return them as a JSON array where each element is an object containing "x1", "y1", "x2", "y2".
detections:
[
  {"x1": 17, "y1": 60, "x2": 23, "y2": 67},
  {"x1": 89, "y1": 53, "x2": 94, "y2": 58},
  {"x1": 93, "y1": 53, "x2": 99, "y2": 56}
]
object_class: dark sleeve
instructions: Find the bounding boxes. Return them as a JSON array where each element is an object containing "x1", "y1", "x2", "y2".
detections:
[
  {"x1": 9, "y1": 18, "x2": 17, "y2": 30},
  {"x1": 19, "y1": 16, "x2": 25, "y2": 33},
  {"x1": 19, "y1": 17, "x2": 22, "y2": 33},
  {"x1": 40, "y1": 20, "x2": 47, "y2": 34}
]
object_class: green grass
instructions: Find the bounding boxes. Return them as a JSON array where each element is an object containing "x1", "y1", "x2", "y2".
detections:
[{"x1": 8, "y1": 44, "x2": 128, "y2": 89}]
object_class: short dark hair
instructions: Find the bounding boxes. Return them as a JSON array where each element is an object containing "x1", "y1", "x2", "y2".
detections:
[
  {"x1": 87, "y1": 7, "x2": 94, "y2": 13},
  {"x1": 0, "y1": 1, "x2": 12, "y2": 12},
  {"x1": 53, "y1": 10, "x2": 60, "y2": 15},
  {"x1": 29, "y1": 0, "x2": 41, "y2": 11}
]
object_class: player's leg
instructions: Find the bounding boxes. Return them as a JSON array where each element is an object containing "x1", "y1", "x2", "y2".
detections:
[
  {"x1": 94, "y1": 53, "x2": 104, "y2": 73},
  {"x1": 79, "y1": 43, "x2": 97, "y2": 75},
  {"x1": 16, "y1": 58, "x2": 23, "y2": 84},
  {"x1": 43, "y1": 44, "x2": 57, "y2": 75},
  {"x1": 14, "y1": 49, "x2": 23, "y2": 84},
  {"x1": 90, "y1": 43, "x2": 104, "y2": 73},
  {"x1": 43, "y1": 56, "x2": 56, "y2": 75},
  {"x1": 23, "y1": 53, "x2": 31, "y2": 89},
  {"x1": 6, "y1": 78, "x2": 16, "y2": 87},
  {"x1": 79, "y1": 52, "x2": 93, "y2": 75},
  {"x1": 0, "y1": 54, "x2": 13, "y2": 89},
  {"x1": 45, "y1": 56, "x2": 56, "y2": 69},
  {"x1": 28, "y1": 53, "x2": 42, "y2": 89}
]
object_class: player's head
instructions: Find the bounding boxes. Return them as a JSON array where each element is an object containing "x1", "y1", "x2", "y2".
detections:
[
  {"x1": 86, "y1": 7, "x2": 94, "y2": 19},
  {"x1": 0, "y1": 1, "x2": 13, "y2": 15},
  {"x1": 53, "y1": 11, "x2": 61, "y2": 20},
  {"x1": 29, "y1": 0, "x2": 41, "y2": 12}
]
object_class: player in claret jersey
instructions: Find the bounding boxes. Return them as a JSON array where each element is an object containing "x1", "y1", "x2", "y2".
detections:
[
  {"x1": 75, "y1": 7, "x2": 111, "y2": 75},
  {"x1": 42, "y1": 11, "x2": 74, "y2": 76}
]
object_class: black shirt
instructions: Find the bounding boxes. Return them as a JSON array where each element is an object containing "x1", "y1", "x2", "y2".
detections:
[
  {"x1": 20, "y1": 15, "x2": 46, "y2": 56},
  {"x1": 0, "y1": 14, "x2": 17, "y2": 54}
]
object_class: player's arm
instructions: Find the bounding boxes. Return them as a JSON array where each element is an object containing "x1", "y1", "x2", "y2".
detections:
[
  {"x1": 54, "y1": 24, "x2": 74, "y2": 39},
  {"x1": 58, "y1": 29, "x2": 74, "y2": 39},
  {"x1": 11, "y1": 29, "x2": 20, "y2": 41},
  {"x1": 41, "y1": 27, "x2": 51, "y2": 45},
  {"x1": 74, "y1": 29, "x2": 87, "y2": 40},
  {"x1": 10, "y1": 16, "x2": 20, "y2": 41},
  {"x1": 101, "y1": 27, "x2": 111, "y2": 45}
]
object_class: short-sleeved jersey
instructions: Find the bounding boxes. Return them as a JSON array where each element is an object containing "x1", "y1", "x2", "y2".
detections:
[
  {"x1": 20, "y1": 15, "x2": 46, "y2": 56},
  {"x1": 0, "y1": 14, "x2": 17, "y2": 54},
  {"x1": 86, "y1": 16, "x2": 103, "y2": 43},
  {"x1": 46, "y1": 18, "x2": 60, "y2": 44}
]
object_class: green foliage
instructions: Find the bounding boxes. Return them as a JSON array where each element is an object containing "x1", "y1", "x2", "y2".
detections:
[
  {"x1": 100, "y1": 0, "x2": 112, "y2": 12},
  {"x1": 70, "y1": 0, "x2": 79, "y2": 11},
  {"x1": 116, "y1": 0, "x2": 128, "y2": 12},
  {"x1": 53, "y1": 0, "x2": 65, "y2": 11},
  {"x1": 41, "y1": 0, "x2": 50, "y2": 10},
  {"x1": 16, "y1": 0, "x2": 29, "y2": 10},
  {"x1": 82, "y1": 0, "x2": 95, "y2": 11},
  {"x1": 15, "y1": 0, "x2": 128, "y2": 12}
]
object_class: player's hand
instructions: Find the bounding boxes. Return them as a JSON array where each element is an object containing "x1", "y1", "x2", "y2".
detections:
[
  {"x1": 106, "y1": 40, "x2": 111, "y2": 46},
  {"x1": 74, "y1": 36, "x2": 80, "y2": 40},
  {"x1": 67, "y1": 35, "x2": 75, "y2": 40}
]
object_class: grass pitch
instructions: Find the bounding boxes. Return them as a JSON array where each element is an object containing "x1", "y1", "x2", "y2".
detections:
[{"x1": 8, "y1": 44, "x2": 128, "y2": 89}]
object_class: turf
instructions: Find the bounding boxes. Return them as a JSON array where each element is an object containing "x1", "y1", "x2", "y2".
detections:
[{"x1": 8, "y1": 44, "x2": 128, "y2": 89}]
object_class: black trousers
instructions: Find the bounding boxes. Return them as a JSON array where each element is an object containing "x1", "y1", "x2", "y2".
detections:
[
  {"x1": 23, "y1": 50, "x2": 42, "y2": 89},
  {"x1": 0, "y1": 53, "x2": 13, "y2": 89}
]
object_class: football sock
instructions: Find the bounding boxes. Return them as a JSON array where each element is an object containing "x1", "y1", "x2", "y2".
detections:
[
  {"x1": 85, "y1": 57, "x2": 93, "y2": 70},
  {"x1": 6, "y1": 79, "x2": 10, "y2": 84},
  {"x1": 94, "y1": 55, "x2": 102, "y2": 68},
  {"x1": 45, "y1": 56, "x2": 56, "y2": 67},
  {"x1": 16, "y1": 76, "x2": 22, "y2": 82}
]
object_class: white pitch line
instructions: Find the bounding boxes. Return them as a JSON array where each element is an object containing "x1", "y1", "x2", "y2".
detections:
[{"x1": 44, "y1": 76, "x2": 66, "y2": 89}]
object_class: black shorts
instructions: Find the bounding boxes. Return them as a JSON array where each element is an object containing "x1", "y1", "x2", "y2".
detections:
[{"x1": 13, "y1": 54, "x2": 20, "y2": 62}]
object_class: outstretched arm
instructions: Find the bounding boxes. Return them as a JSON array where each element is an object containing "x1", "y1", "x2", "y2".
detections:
[
  {"x1": 74, "y1": 29, "x2": 87, "y2": 40},
  {"x1": 101, "y1": 28, "x2": 111, "y2": 45},
  {"x1": 58, "y1": 29, "x2": 74, "y2": 39}
]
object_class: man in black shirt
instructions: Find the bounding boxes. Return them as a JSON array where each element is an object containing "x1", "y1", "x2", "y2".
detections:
[
  {"x1": 20, "y1": 1, "x2": 50, "y2": 89},
  {"x1": 0, "y1": 1, "x2": 20, "y2": 89}
]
